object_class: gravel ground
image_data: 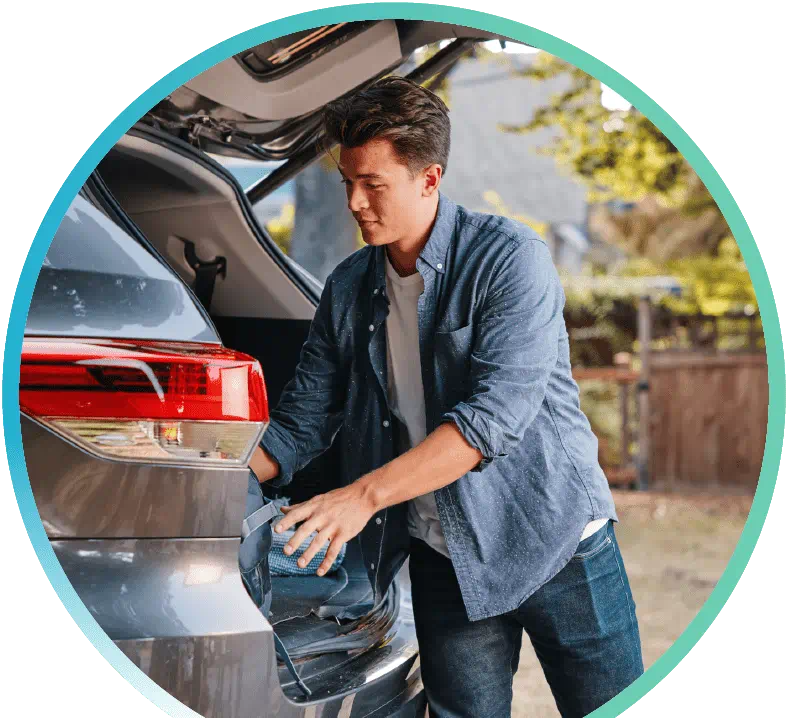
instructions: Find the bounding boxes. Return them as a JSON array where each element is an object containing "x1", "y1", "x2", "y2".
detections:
[{"x1": 511, "y1": 489, "x2": 753, "y2": 717}]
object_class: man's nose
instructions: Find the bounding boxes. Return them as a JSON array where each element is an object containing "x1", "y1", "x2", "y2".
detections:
[{"x1": 347, "y1": 183, "x2": 369, "y2": 213}]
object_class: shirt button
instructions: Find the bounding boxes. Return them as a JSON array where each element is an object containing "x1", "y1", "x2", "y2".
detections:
[
  {"x1": 383, "y1": 420, "x2": 390, "y2": 427},
  {"x1": 368, "y1": 324, "x2": 375, "y2": 332},
  {"x1": 375, "y1": 517, "x2": 382, "y2": 525},
  {"x1": 370, "y1": 562, "x2": 375, "y2": 570},
  {"x1": 373, "y1": 288, "x2": 379, "y2": 295},
  {"x1": 437, "y1": 263, "x2": 443, "y2": 269}
]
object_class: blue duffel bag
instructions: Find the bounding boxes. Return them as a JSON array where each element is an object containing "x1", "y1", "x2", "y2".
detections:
[
  {"x1": 238, "y1": 469, "x2": 311, "y2": 696},
  {"x1": 269, "y1": 497, "x2": 347, "y2": 577}
]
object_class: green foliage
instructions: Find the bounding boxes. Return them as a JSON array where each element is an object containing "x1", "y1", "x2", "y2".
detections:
[
  {"x1": 560, "y1": 245, "x2": 761, "y2": 363},
  {"x1": 502, "y1": 53, "x2": 685, "y2": 203},
  {"x1": 622, "y1": 237, "x2": 758, "y2": 316},
  {"x1": 588, "y1": 177, "x2": 731, "y2": 261},
  {"x1": 266, "y1": 203, "x2": 294, "y2": 255},
  {"x1": 482, "y1": 190, "x2": 548, "y2": 236},
  {"x1": 578, "y1": 380, "x2": 627, "y2": 467},
  {"x1": 490, "y1": 50, "x2": 760, "y2": 466},
  {"x1": 500, "y1": 52, "x2": 730, "y2": 254},
  {"x1": 566, "y1": 243, "x2": 762, "y2": 461},
  {"x1": 266, "y1": 199, "x2": 365, "y2": 257}
]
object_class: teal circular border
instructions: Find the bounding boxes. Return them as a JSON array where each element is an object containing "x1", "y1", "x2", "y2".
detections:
[{"x1": 3, "y1": 5, "x2": 783, "y2": 717}]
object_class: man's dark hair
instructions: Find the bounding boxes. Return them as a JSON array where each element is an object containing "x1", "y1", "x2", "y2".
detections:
[{"x1": 323, "y1": 76, "x2": 451, "y2": 176}]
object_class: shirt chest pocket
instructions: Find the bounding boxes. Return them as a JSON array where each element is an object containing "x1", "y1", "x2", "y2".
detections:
[{"x1": 433, "y1": 323, "x2": 474, "y2": 389}]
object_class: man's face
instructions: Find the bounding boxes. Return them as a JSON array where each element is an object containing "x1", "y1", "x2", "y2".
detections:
[{"x1": 338, "y1": 139, "x2": 436, "y2": 247}]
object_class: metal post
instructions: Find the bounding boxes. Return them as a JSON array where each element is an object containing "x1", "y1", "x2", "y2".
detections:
[
  {"x1": 749, "y1": 315, "x2": 757, "y2": 351},
  {"x1": 620, "y1": 381, "x2": 631, "y2": 481},
  {"x1": 636, "y1": 296, "x2": 652, "y2": 490}
]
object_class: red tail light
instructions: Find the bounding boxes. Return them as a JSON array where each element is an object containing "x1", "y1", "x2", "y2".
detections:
[{"x1": 20, "y1": 339, "x2": 269, "y2": 467}]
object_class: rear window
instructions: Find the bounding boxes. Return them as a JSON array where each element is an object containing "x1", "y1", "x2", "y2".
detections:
[
  {"x1": 26, "y1": 195, "x2": 218, "y2": 342},
  {"x1": 42, "y1": 198, "x2": 178, "y2": 278}
]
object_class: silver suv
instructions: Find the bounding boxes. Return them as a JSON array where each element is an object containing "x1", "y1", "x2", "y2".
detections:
[{"x1": 20, "y1": 20, "x2": 503, "y2": 718}]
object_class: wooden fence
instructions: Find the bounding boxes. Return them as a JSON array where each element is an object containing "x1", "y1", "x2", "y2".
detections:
[
  {"x1": 648, "y1": 352, "x2": 768, "y2": 490},
  {"x1": 573, "y1": 367, "x2": 639, "y2": 488}
]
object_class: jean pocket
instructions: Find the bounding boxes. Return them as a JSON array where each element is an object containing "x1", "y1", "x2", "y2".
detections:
[{"x1": 571, "y1": 522, "x2": 612, "y2": 561}]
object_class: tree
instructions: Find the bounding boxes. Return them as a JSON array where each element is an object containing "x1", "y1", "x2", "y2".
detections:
[
  {"x1": 500, "y1": 52, "x2": 731, "y2": 259},
  {"x1": 289, "y1": 154, "x2": 360, "y2": 283},
  {"x1": 587, "y1": 174, "x2": 731, "y2": 262},
  {"x1": 622, "y1": 237, "x2": 758, "y2": 317},
  {"x1": 480, "y1": 190, "x2": 548, "y2": 237}
]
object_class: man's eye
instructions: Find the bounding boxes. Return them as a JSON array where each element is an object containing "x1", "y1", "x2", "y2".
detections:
[{"x1": 367, "y1": 184, "x2": 383, "y2": 190}]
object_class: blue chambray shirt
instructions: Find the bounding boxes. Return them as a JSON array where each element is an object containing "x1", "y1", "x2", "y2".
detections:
[{"x1": 261, "y1": 193, "x2": 617, "y2": 621}]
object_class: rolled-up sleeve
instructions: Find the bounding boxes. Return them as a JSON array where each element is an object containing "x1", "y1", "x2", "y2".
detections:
[
  {"x1": 259, "y1": 272, "x2": 347, "y2": 488},
  {"x1": 441, "y1": 238, "x2": 564, "y2": 472}
]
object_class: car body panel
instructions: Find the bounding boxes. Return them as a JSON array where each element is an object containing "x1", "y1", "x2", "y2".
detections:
[
  {"x1": 145, "y1": 20, "x2": 502, "y2": 163},
  {"x1": 17, "y1": 20, "x2": 485, "y2": 713},
  {"x1": 52, "y1": 538, "x2": 264, "y2": 640},
  {"x1": 54, "y1": 535, "x2": 425, "y2": 717},
  {"x1": 22, "y1": 416, "x2": 247, "y2": 539},
  {"x1": 23, "y1": 182, "x2": 424, "y2": 717},
  {"x1": 99, "y1": 128, "x2": 320, "y2": 320},
  {"x1": 186, "y1": 21, "x2": 402, "y2": 123}
]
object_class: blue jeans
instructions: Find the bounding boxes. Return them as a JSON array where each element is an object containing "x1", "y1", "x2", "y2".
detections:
[{"x1": 408, "y1": 521, "x2": 643, "y2": 718}]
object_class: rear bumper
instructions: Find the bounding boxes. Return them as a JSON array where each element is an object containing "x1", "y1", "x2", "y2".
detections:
[
  {"x1": 302, "y1": 667, "x2": 426, "y2": 718},
  {"x1": 54, "y1": 537, "x2": 426, "y2": 717},
  {"x1": 116, "y1": 632, "x2": 427, "y2": 718},
  {"x1": 117, "y1": 631, "x2": 297, "y2": 718},
  {"x1": 281, "y1": 621, "x2": 425, "y2": 717},
  {"x1": 54, "y1": 537, "x2": 296, "y2": 716}
]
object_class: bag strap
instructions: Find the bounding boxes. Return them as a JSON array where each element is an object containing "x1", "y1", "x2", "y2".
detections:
[
  {"x1": 241, "y1": 501, "x2": 281, "y2": 541},
  {"x1": 238, "y1": 485, "x2": 310, "y2": 697},
  {"x1": 238, "y1": 497, "x2": 311, "y2": 697},
  {"x1": 273, "y1": 632, "x2": 312, "y2": 697}
]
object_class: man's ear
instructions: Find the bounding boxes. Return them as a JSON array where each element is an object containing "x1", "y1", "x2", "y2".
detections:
[{"x1": 422, "y1": 164, "x2": 443, "y2": 197}]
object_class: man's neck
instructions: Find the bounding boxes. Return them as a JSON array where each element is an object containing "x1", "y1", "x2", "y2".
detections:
[{"x1": 386, "y1": 200, "x2": 439, "y2": 277}]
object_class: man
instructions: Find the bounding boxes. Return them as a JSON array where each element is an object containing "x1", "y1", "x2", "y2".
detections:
[{"x1": 250, "y1": 76, "x2": 643, "y2": 717}]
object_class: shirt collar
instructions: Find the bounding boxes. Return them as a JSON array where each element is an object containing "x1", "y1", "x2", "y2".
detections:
[
  {"x1": 419, "y1": 192, "x2": 457, "y2": 274},
  {"x1": 373, "y1": 192, "x2": 457, "y2": 292}
]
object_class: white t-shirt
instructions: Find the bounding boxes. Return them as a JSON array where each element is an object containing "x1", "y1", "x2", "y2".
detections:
[{"x1": 383, "y1": 252, "x2": 607, "y2": 560}]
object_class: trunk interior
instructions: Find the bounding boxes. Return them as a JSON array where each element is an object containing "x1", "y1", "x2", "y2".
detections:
[{"x1": 96, "y1": 128, "x2": 394, "y2": 679}]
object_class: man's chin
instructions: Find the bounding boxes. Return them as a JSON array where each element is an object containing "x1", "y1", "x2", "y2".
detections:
[{"x1": 359, "y1": 227, "x2": 386, "y2": 246}]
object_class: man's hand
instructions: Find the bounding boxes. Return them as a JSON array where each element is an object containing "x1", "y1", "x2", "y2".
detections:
[
  {"x1": 271, "y1": 423, "x2": 481, "y2": 576},
  {"x1": 275, "y1": 483, "x2": 377, "y2": 576}
]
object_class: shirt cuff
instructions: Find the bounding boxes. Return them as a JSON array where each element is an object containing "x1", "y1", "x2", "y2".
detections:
[
  {"x1": 440, "y1": 406, "x2": 503, "y2": 473},
  {"x1": 259, "y1": 421, "x2": 298, "y2": 488}
]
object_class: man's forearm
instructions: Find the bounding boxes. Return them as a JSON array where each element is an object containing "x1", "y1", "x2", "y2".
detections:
[
  {"x1": 250, "y1": 445, "x2": 280, "y2": 482},
  {"x1": 356, "y1": 421, "x2": 483, "y2": 513},
  {"x1": 270, "y1": 421, "x2": 483, "y2": 575}
]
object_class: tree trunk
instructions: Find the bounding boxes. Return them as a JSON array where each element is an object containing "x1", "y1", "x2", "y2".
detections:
[{"x1": 289, "y1": 160, "x2": 358, "y2": 283}]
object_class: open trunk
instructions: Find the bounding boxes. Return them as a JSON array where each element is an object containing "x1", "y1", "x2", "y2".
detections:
[
  {"x1": 95, "y1": 20, "x2": 512, "y2": 694},
  {"x1": 96, "y1": 127, "x2": 394, "y2": 680}
]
